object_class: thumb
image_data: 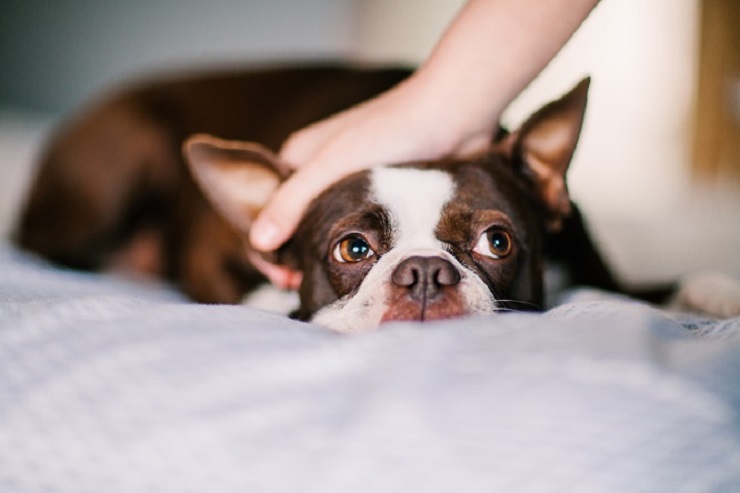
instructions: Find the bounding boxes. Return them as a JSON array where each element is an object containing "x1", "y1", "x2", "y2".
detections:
[{"x1": 249, "y1": 166, "x2": 335, "y2": 251}]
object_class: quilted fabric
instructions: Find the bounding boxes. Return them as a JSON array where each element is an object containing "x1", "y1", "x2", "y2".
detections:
[{"x1": 1, "y1": 242, "x2": 739, "y2": 492}]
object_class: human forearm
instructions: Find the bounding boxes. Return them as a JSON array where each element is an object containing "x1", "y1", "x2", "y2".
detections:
[{"x1": 409, "y1": 0, "x2": 600, "y2": 152}]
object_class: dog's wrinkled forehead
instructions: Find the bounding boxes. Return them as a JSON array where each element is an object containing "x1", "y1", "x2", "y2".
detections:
[
  {"x1": 298, "y1": 165, "x2": 460, "y2": 251},
  {"x1": 369, "y1": 167, "x2": 455, "y2": 249}
]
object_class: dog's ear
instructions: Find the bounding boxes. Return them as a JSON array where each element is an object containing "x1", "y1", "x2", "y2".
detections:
[
  {"x1": 499, "y1": 78, "x2": 590, "y2": 231},
  {"x1": 183, "y1": 134, "x2": 290, "y2": 235},
  {"x1": 183, "y1": 134, "x2": 302, "y2": 290}
]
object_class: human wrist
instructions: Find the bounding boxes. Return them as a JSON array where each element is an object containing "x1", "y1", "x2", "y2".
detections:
[{"x1": 403, "y1": 62, "x2": 501, "y2": 156}]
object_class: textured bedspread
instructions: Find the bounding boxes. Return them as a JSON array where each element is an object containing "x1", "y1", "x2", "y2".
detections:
[{"x1": 1, "y1": 241, "x2": 740, "y2": 492}]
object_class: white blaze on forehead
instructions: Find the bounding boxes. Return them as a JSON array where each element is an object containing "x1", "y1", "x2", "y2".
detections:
[{"x1": 370, "y1": 167, "x2": 455, "y2": 249}]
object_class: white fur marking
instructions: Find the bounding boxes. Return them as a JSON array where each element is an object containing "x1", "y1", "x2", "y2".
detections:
[{"x1": 371, "y1": 167, "x2": 454, "y2": 250}]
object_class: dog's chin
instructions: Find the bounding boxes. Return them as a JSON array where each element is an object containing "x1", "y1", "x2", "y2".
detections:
[{"x1": 379, "y1": 305, "x2": 469, "y2": 324}]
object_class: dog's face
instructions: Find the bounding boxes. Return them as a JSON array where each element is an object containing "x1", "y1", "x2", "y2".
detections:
[
  {"x1": 184, "y1": 79, "x2": 590, "y2": 332},
  {"x1": 291, "y1": 159, "x2": 542, "y2": 330}
]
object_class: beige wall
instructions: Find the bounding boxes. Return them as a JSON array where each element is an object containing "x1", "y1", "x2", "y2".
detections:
[{"x1": 349, "y1": 0, "x2": 465, "y2": 65}]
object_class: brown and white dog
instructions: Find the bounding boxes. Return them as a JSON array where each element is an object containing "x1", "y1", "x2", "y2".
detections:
[{"x1": 18, "y1": 65, "x2": 630, "y2": 332}]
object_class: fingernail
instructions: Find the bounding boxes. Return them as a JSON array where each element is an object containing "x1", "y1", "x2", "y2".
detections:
[{"x1": 251, "y1": 216, "x2": 281, "y2": 250}]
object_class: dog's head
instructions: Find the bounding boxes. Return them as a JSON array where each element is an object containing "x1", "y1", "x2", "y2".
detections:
[{"x1": 184, "y1": 78, "x2": 590, "y2": 332}]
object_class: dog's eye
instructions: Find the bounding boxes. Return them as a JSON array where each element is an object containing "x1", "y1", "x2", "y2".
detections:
[
  {"x1": 473, "y1": 228, "x2": 513, "y2": 259},
  {"x1": 333, "y1": 234, "x2": 375, "y2": 263}
]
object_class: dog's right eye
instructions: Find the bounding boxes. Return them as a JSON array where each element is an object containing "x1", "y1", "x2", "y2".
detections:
[
  {"x1": 473, "y1": 227, "x2": 513, "y2": 259},
  {"x1": 333, "y1": 234, "x2": 375, "y2": 263}
]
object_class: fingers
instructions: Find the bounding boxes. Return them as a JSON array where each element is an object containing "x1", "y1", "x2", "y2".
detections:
[
  {"x1": 251, "y1": 125, "x2": 494, "y2": 252},
  {"x1": 251, "y1": 119, "x2": 349, "y2": 251},
  {"x1": 249, "y1": 80, "x2": 451, "y2": 252},
  {"x1": 245, "y1": 250, "x2": 302, "y2": 290},
  {"x1": 249, "y1": 163, "x2": 344, "y2": 251},
  {"x1": 251, "y1": 105, "x2": 379, "y2": 251}
]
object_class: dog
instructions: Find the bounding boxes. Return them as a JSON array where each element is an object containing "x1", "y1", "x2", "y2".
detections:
[{"x1": 18, "y1": 64, "x2": 658, "y2": 332}]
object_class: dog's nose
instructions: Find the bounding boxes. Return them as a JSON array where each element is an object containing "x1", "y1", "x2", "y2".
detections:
[{"x1": 391, "y1": 256, "x2": 461, "y2": 301}]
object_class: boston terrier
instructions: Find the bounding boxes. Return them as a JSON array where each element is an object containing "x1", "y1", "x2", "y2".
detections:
[{"x1": 17, "y1": 65, "x2": 664, "y2": 332}]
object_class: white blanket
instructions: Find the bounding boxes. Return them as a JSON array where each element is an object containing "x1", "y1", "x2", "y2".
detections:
[{"x1": 1, "y1": 241, "x2": 740, "y2": 492}]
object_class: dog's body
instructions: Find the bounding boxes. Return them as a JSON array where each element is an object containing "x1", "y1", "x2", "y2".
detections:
[
  {"x1": 19, "y1": 66, "x2": 412, "y2": 305},
  {"x1": 18, "y1": 64, "x2": 628, "y2": 331}
]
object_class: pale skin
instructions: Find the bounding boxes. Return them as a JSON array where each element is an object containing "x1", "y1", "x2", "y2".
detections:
[{"x1": 250, "y1": 0, "x2": 600, "y2": 287}]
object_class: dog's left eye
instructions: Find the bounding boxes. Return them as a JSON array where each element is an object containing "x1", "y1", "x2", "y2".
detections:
[
  {"x1": 333, "y1": 234, "x2": 375, "y2": 263},
  {"x1": 473, "y1": 228, "x2": 513, "y2": 259}
]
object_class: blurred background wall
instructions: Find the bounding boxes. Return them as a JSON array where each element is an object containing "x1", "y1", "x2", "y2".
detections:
[
  {"x1": 0, "y1": 0, "x2": 358, "y2": 112},
  {"x1": 1, "y1": 0, "x2": 738, "y2": 284}
]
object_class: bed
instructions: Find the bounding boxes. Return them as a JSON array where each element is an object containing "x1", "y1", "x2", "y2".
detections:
[{"x1": 1, "y1": 111, "x2": 740, "y2": 492}]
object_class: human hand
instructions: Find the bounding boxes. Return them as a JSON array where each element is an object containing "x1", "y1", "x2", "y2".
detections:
[
  {"x1": 248, "y1": 76, "x2": 495, "y2": 252},
  {"x1": 248, "y1": 0, "x2": 599, "y2": 254}
]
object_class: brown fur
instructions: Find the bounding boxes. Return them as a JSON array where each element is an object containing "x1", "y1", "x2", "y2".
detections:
[{"x1": 18, "y1": 65, "x2": 411, "y2": 303}]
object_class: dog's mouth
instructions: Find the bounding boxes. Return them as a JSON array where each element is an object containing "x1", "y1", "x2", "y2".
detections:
[{"x1": 380, "y1": 292, "x2": 469, "y2": 324}]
